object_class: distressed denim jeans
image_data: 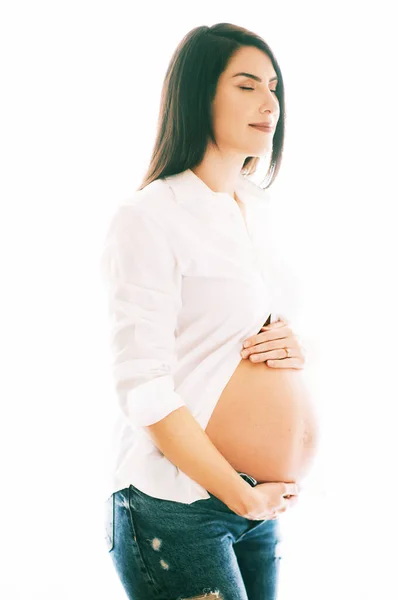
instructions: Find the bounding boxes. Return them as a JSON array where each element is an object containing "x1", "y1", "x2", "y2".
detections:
[{"x1": 104, "y1": 472, "x2": 283, "y2": 599}]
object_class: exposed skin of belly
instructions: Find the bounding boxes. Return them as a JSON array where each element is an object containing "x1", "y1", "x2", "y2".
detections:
[{"x1": 204, "y1": 357, "x2": 319, "y2": 485}]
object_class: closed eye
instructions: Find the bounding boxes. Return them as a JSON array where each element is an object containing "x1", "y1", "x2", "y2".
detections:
[{"x1": 239, "y1": 86, "x2": 278, "y2": 94}]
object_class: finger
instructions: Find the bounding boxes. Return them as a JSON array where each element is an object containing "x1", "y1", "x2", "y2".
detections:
[
  {"x1": 261, "y1": 325, "x2": 290, "y2": 338},
  {"x1": 284, "y1": 496, "x2": 299, "y2": 511},
  {"x1": 246, "y1": 340, "x2": 299, "y2": 359},
  {"x1": 263, "y1": 319, "x2": 285, "y2": 328},
  {"x1": 253, "y1": 338, "x2": 299, "y2": 355},
  {"x1": 284, "y1": 482, "x2": 300, "y2": 496},
  {"x1": 249, "y1": 326, "x2": 292, "y2": 347}
]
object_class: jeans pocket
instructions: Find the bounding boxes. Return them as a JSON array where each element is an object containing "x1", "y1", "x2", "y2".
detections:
[{"x1": 104, "y1": 493, "x2": 114, "y2": 552}]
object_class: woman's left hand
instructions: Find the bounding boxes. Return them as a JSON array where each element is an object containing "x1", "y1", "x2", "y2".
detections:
[{"x1": 240, "y1": 317, "x2": 306, "y2": 369}]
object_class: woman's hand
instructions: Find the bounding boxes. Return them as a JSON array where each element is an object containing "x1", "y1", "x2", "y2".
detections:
[
  {"x1": 236, "y1": 480, "x2": 301, "y2": 520},
  {"x1": 240, "y1": 317, "x2": 306, "y2": 369}
]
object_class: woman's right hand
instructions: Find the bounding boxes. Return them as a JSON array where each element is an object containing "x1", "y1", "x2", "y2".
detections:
[{"x1": 238, "y1": 481, "x2": 301, "y2": 520}]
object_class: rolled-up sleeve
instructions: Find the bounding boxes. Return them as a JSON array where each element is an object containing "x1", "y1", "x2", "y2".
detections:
[{"x1": 100, "y1": 204, "x2": 186, "y2": 428}]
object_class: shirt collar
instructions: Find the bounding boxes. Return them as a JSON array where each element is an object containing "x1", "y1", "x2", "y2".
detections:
[{"x1": 163, "y1": 168, "x2": 270, "y2": 211}]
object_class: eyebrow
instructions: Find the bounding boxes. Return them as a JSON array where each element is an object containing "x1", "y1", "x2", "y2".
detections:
[{"x1": 232, "y1": 72, "x2": 278, "y2": 83}]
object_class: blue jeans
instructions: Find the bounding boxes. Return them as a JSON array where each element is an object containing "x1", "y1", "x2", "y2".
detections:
[{"x1": 104, "y1": 472, "x2": 282, "y2": 599}]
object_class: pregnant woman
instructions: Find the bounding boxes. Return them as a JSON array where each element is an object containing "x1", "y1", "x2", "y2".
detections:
[{"x1": 101, "y1": 22, "x2": 319, "y2": 600}]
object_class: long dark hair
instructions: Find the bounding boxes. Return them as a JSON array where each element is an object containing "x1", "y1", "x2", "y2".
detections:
[{"x1": 136, "y1": 23, "x2": 286, "y2": 192}]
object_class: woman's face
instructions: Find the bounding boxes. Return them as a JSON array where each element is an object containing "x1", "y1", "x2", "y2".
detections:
[{"x1": 211, "y1": 46, "x2": 280, "y2": 158}]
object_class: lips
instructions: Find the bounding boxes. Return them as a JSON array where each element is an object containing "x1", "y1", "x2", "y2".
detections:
[{"x1": 249, "y1": 124, "x2": 274, "y2": 132}]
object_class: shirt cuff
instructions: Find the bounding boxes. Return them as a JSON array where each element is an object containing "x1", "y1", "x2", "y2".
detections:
[{"x1": 126, "y1": 374, "x2": 186, "y2": 427}]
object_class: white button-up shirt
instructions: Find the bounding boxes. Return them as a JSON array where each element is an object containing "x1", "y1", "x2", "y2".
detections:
[{"x1": 100, "y1": 167, "x2": 298, "y2": 504}]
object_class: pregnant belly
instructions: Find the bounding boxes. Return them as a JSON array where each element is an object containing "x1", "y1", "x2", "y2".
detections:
[{"x1": 204, "y1": 357, "x2": 319, "y2": 484}]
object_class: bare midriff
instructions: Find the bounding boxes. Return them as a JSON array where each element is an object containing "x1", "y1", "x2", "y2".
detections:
[{"x1": 204, "y1": 357, "x2": 319, "y2": 485}]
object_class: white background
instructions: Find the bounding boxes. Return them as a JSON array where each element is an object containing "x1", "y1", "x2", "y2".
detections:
[{"x1": 1, "y1": 1, "x2": 398, "y2": 598}]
